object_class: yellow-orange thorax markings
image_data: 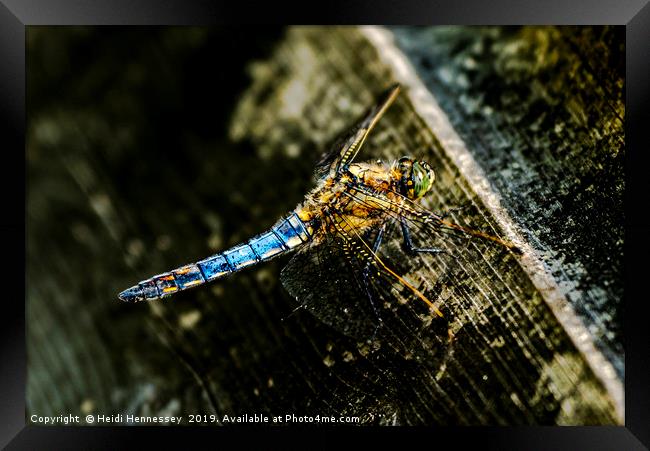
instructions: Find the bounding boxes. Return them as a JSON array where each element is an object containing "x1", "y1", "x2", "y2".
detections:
[{"x1": 296, "y1": 162, "x2": 407, "y2": 240}]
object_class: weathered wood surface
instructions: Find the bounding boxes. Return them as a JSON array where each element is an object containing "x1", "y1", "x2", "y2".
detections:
[
  {"x1": 27, "y1": 26, "x2": 622, "y2": 425},
  {"x1": 391, "y1": 26, "x2": 625, "y2": 379}
]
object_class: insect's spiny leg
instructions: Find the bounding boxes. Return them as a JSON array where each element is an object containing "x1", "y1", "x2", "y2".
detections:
[
  {"x1": 372, "y1": 223, "x2": 386, "y2": 253},
  {"x1": 400, "y1": 218, "x2": 447, "y2": 255},
  {"x1": 435, "y1": 203, "x2": 471, "y2": 220},
  {"x1": 335, "y1": 212, "x2": 443, "y2": 318},
  {"x1": 432, "y1": 216, "x2": 522, "y2": 253}
]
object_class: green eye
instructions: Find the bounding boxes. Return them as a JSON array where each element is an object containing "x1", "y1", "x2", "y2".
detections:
[
  {"x1": 395, "y1": 157, "x2": 435, "y2": 200},
  {"x1": 412, "y1": 161, "x2": 435, "y2": 198}
]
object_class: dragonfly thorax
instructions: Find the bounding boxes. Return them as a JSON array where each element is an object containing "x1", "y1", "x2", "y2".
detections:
[{"x1": 296, "y1": 159, "x2": 423, "y2": 241}]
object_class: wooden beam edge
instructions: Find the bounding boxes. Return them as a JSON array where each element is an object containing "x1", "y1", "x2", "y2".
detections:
[{"x1": 360, "y1": 25, "x2": 624, "y2": 424}]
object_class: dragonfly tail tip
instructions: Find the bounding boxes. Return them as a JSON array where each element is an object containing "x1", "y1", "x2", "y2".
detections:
[{"x1": 118, "y1": 285, "x2": 143, "y2": 303}]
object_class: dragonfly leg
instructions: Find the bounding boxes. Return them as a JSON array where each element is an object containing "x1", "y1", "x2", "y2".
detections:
[
  {"x1": 434, "y1": 202, "x2": 471, "y2": 220},
  {"x1": 371, "y1": 223, "x2": 386, "y2": 253},
  {"x1": 361, "y1": 222, "x2": 386, "y2": 253},
  {"x1": 400, "y1": 218, "x2": 447, "y2": 255}
]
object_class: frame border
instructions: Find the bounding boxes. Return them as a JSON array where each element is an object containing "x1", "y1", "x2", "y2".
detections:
[{"x1": 3, "y1": 0, "x2": 648, "y2": 448}]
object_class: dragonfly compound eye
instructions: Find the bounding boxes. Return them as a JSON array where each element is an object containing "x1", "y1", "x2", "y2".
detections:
[
  {"x1": 395, "y1": 157, "x2": 435, "y2": 199},
  {"x1": 411, "y1": 161, "x2": 436, "y2": 199}
]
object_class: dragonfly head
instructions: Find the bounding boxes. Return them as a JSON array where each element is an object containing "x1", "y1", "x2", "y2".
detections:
[{"x1": 395, "y1": 157, "x2": 436, "y2": 200}]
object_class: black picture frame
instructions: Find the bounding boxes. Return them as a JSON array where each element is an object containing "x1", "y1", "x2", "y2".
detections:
[{"x1": 3, "y1": 0, "x2": 648, "y2": 449}]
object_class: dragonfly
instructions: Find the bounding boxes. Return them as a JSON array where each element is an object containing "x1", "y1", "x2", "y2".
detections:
[{"x1": 118, "y1": 84, "x2": 521, "y2": 341}]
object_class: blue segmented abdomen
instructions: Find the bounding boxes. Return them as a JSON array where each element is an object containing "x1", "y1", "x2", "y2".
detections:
[{"x1": 118, "y1": 212, "x2": 311, "y2": 303}]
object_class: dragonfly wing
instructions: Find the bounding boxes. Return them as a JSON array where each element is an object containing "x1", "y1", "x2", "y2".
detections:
[
  {"x1": 281, "y1": 184, "x2": 516, "y2": 357},
  {"x1": 345, "y1": 183, "x2": 521, "y2": 254},
  {"x1": 281, "y1": 234, "x2": 382, "y2": 339},
  {"x1": 312, "y1": 140, "x2": 344, "y2": 182},
  {"x1": 312, "y1": 84, "x2": 401, "y2": 181},
  {"x1": 280, "y1": 213, "x2": 457, "y2": 354}
]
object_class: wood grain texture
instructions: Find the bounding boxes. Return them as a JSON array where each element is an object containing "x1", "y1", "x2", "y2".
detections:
[
  {"x1": 26, "y1": 26, "x2": 621, "y2": 425},
  {"x1": 391, "y1": 26, "x2": 625, "y2": 379}
]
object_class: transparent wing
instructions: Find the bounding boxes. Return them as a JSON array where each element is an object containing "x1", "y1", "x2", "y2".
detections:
[
  {"x1": 343, "y1": 183, "x2": 522, "y2": 255},
  {"x1": 281, "y1": 179, "x2": 519, "y2": 356},
  {"x1": 312, "y1": 84, "x2": 401, "y2": 181},
  {"x1": 281, "y1": 232, "x2": 382, "y2": 339},
  {"x1": 280, "y1": 209, "x2": 458, "y2": 355}
]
